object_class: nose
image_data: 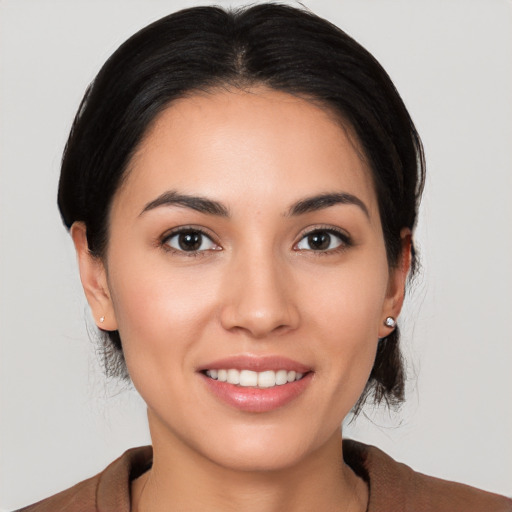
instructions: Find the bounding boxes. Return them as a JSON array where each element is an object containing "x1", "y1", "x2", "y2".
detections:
[{"x1": 219, "y1": 249, "x2": 300, "y2": 339}]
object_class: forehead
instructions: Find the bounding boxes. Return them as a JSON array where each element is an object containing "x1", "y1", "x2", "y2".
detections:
[{"x1": 115, "y1": 87, "x2": 378, "y2": 218}]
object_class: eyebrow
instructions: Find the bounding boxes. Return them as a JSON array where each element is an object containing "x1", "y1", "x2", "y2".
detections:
[
  {"x1": 140, "y1": 191, "x2": 230, "y2": 217},
  {"x1": 288, "y1": 192, "x2": 369, "y2": 218},
  {"x1": 140, "y1": 190, "x2": 368, "y2": 219}
]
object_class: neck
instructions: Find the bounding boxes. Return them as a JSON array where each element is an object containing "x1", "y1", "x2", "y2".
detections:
[{"x1": 132, "y1": 414, "x2": 368, "y2": 512}]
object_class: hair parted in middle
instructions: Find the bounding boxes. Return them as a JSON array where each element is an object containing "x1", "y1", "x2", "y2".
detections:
[{"x1": 58, "y1": 3, "x2": 425, "y2": 412}]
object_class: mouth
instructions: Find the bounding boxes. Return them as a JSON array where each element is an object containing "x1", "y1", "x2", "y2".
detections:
[
  {"x1": 198, "y1": 355, "x2": 313, "y2": 412},
  {"x1": 203, "y1": 368, "x2": 306, "y2": 389}
]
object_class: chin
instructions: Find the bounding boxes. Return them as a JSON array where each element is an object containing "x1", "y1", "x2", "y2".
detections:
[
  {"x1": 191, "y1": 421, "x2": 334, "y2": 473},
  {"x1": 207, "y1": 443, "x2": 311, "y2": 473}
]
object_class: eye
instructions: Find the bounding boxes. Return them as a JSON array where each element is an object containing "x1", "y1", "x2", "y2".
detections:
[
  {"x1": 295, "y1": 229, "x2": 349, "y2": 252},
  {"x1": 164, "y1": 229, "x2": 219, "y2": 253}
]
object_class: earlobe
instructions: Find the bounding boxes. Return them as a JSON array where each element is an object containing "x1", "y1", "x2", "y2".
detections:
[
  {"x1": 70, "y1": 222, "x2": 118, "y2": 331},
  {"x1": 379, "y1": 228, "x2": 412, "y2": 338}
]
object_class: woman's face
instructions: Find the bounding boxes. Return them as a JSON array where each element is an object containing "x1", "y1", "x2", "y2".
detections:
[{"x1": 76, "y1": 88, "x2": 407, "y2": 471}]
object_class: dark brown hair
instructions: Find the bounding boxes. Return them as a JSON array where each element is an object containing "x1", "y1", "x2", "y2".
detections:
[{"x1": 58, "y1": 4, "x2": 425, "y2": 411}]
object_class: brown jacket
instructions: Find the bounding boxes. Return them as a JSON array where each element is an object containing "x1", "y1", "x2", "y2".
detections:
[{"x1": 16, "y1": 440, "x2": 512, "y2": 512}]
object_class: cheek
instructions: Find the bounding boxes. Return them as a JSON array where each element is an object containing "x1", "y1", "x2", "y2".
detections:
[
  {"x1": 301, "y1": 253, "x2": 389, "y2": 402},
  {"x1": 305, "y1": 249, "x2": 389, "y2": 338},
  {"x1": 106, "y1": 251, "x2": 220, "y2": 386}
]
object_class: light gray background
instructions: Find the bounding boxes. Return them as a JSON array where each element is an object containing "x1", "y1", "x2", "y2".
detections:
[{"x1": 1, "y1": 0, "x2": 511, "y2": 509}]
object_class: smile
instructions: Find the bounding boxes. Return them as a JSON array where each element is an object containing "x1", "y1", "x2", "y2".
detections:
[
  {"x1": 205, "y1": 369, "x2": 304, "y2": 388},
  {"x1": 199, "y1": 356, "x2": 312, "y2": 412}
]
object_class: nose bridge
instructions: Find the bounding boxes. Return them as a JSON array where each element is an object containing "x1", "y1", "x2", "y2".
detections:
[{"x1": 220, "y1": 242, "x2": 298, "y2": 337}]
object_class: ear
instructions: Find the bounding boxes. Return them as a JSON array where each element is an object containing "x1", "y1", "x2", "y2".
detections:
[
  {"x1": 70, "y1": 222, "x2": 118, "y2": 331},
  {"x1": 378, "y1": 228, "x2": 412, "y2": 339}
]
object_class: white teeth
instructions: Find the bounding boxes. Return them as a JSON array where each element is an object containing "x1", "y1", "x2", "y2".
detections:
[
  {"x1": 258, "y1": 370, "x2": 275, "y2": 388},
  {"x1": 205, "y1": 369, "x2": 306, "y2": 388},
  {"x1": 239, "y1": 370, "x2": 258, "y2": 387},
  {"x1": 275, "y1": 369, "x2": 288, "y2": 385},
  {"x1": 227, "y1": 369, "x2": 240, "y2": 385}
]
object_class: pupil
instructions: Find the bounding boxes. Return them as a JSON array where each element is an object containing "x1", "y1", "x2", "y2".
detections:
[
  {"x1": 308, "y1": 232, "x2": 330, "y2": 250},
  {"x1": 178, "y1": 232, "x2": 201, "y2": 251}
]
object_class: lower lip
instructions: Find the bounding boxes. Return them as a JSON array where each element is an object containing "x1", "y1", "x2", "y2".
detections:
[{"x1": 200, "y1": 372, "x2": 313, "y2": 413}]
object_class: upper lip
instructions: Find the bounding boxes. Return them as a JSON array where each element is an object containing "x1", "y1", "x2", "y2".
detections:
[{"x1": 197, "y1": 355, "x2": 311, "y2": 373}]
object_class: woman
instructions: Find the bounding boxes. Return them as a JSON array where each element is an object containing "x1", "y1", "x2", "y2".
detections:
[{"x1": 8, "y1": 3, "x2": 512, "y2": 511}]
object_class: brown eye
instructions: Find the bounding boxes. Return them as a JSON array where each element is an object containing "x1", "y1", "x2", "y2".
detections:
[
  {"x1": 295, "y1": 229, "x2": 347, "y2": 252},
  {"x1": 165, "y1": 230, "x2": 218, "y2": 252},
  {"x1": 307, "y1": 232, "x2": 331, "y2": 250}
]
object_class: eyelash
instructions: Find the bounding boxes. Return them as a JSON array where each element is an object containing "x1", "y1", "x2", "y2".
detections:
[{"x1": 159, "y1": 225, "x2": 352, "y2": 256}]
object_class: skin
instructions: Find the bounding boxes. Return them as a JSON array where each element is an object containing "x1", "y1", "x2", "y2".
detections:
[{"x1": 72, "y1": 87, "x2": 410, "y2": 511}]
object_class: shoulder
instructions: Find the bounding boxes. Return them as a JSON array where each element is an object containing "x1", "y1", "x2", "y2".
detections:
[
  {"x1": 14, "y1": 446, "x2": 152, "y2": 512},
  {"x1": 343, "y1": 439, "x2": 512, "y2": 512}
]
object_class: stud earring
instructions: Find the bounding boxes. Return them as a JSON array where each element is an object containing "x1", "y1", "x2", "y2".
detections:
[
  {"x1": 384, "y1": 316, "x2": 396, "y2": 328},
  {"x1": 99, "y1": 316, "x2": 105, "y2": 323}
]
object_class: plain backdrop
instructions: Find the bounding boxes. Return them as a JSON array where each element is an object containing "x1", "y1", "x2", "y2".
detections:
[{"x1": 1, "y1": 0, "x2": 511, "y2": 509}]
